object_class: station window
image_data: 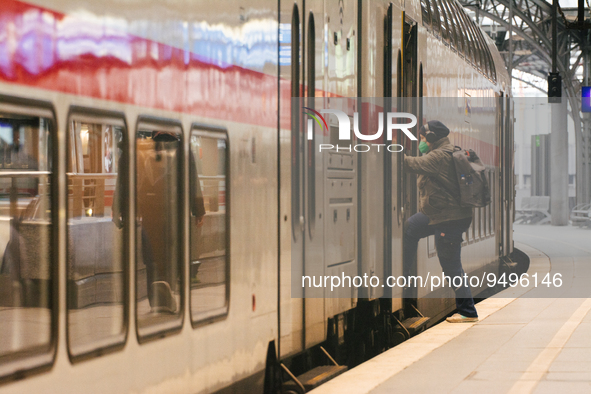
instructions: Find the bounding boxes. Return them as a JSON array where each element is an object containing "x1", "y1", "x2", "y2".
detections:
[
  {"x1": 66, "y1": 110, "x2": 126, "y2": 359},
  {"x1": 421, "y1": 0, "x2": 432, "y2": 28},
  {"x1": 135, "y1": 118, "x2": 183, "y2": 340},
  {"x1": 189, "y1": 126, "x2": 229, "y2": 325},
  {"x1": 0, "y1": 99, "x2": 55, "y2": 375}
]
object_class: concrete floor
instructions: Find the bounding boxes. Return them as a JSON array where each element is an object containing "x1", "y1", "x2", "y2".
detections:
[{"x1": 312, "y1": 224, "x2": 591, "y2": 394}]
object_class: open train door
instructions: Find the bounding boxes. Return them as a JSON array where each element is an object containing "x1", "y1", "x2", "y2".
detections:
[
  {"x1": 381, "y1": 2, "x2": 407, "y2": 312},
  {"x1": 280, "y1": 1, "x2": 306, "y2": 359},
  {"x1": 398, "y1": 13, "x2": 419, "y2": 312}
]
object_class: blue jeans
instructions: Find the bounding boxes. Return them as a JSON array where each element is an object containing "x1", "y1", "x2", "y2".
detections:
[{"x1": 403, "y1": 212, "x2": 477, "y2": 318}]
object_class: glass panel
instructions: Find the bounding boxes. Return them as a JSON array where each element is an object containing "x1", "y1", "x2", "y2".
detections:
[
  {"x1": 136, "y1": 125, "x2": 182, "y2": 336},
  {"x1": 67, "y1": 118, "x2": 125, "y2": 357},
  {"x1": 0, "y1": 113, "x2": 52, "y2": 358},
  {"x1": 189, "y1": 131, "x2": 228, "y2": 323}
]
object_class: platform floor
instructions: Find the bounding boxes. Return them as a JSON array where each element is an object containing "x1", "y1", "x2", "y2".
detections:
[{"x1": 311, "y1": 224, "x2": 591, "y2": 394}]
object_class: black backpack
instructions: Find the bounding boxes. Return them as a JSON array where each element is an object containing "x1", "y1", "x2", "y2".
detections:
[{"x1": 451, "y1": 146, "x2": 491, "y2": 208}]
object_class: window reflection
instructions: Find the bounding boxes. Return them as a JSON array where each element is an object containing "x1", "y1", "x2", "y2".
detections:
[
  {"x1": 0, "y1": 113, "x2": 52, "y2": 358},
  {"x1": 67, "y1": 118, "x2": 125, "y2": 357},
  {"x1": 190, "y1": 131, "x2": 228, "y2": 323},
  {"x1": 135, "y1": 126, "x2": 182, "y2": 336}
]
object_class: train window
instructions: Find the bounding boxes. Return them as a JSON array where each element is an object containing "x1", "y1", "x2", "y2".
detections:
[
  {"x1": 434, "y1": 0, "x2": 450, "y2": 44},
  {"x1": 490, "y1": 169, "x2": 495, "y2": 235},
  {"x1": 476, "y1": 27, "x2": 496, "y2": 81},
  {"x1": 135, "y1": 118, "x2": 183, "y2": 340},
  {"x1": 0, "y1": 99, "x2": 55, "y2": 374},
  {"x1": 475, "y1": 25, "x2": 494, "y2": 79},
  {"x1": 440, "y1": 0, "x2": 455, "y2": 48},
  {"x1": 473, "y1": 207, "x2": 480, "y2": 241},
  {"x1": 466, "y1": 19, "x2": 485, "y2": 71},
  {"x1": 307, "y1": 12, "x2": 316, "y2": 236},
  {"x1": 455, "y1": 7, "x2": 476, "y2": 65},
  {"x1": 489, "y1": 51, "x2": 497, "y2": 82},
  {"x1": 449, "y1": 1, "x2": 466, "y2": 56},
  {"x1": 291, "y1": 4, "x2": 301, "y2": 242},
  {"x1": 480, "y1": 206, "x2": 484, "y2": 239},
  {"x1": 470, "y1": 208, "x2": 476, "y2": 243},
  {"x1": 428, "y1": 0, "x2": 441, "y2": 37},
  {"x1": 443, "y1": 0, "x2": 462, "y2": 53},
  {"x1": 477, "y1": 35, "x2": 490, "y2": 77},
  {"x1": 479, "y1": 207, "x2": 484, "y2": 239},
  {"x1": 421, "y1": 0, "x2": 432, "y2": 28},
  {"x1": 189, "y1": 126, "x2": 229, "y2": 325},
  {"x1": 490, "y1": 51, "x2": 497, "y2": 82},
  {"x1": 66, "y1": 110, "x2": 126, "y2": 359}
]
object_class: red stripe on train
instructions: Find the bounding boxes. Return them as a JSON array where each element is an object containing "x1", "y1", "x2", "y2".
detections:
[{"x1": 0, "y1": 0, "x2": 280, "y2": 129}]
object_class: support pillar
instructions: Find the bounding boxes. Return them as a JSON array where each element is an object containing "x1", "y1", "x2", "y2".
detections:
[
  {"x1": 581, "y1": 44, "x2": 591, "y2": 205},
  {"x1": 581, "y1": 112, "x2": 591, "y2": 205},
  {"x1": 550, "y1": 92, "x2": 569, "y2": 225}
]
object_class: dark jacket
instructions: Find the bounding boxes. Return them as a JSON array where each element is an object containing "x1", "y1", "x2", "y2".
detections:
[{"x1": 404, "y1": 137, "x2": 472, "y2": 225}]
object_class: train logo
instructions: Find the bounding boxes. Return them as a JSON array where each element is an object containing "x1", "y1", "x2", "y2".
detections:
[
  {"x1": 306, "y1": 106, "x2": 417, "y2": 153},
  {"x1": 307, "y1": 108, "x2": 417, "y2": 142},
  {"x1": 303, "y1": 107, "x2": 328, "y2": 139}
]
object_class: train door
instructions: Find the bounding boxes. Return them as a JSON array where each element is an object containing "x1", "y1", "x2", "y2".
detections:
[
  {"x1": 303, "y1": 1, "x2": 327, "y2": 349},
  {"x1": 322, "y1": 0, "x2": 358, "y2": 338},
  {"x1": 280, "y1": 1, "x2": 305, "y2": 359},
  {"x1": 398, "y1": 14, "x2": 419, "y2": 305},
  {"x1": 499, "y1": 93, "x2": 514, "y2": 257},
  {"x1": 357, "y1": 1, "x2": 393, "y2": 304},
  {"x1": 383, "y1": 3, "x2": 404, "y2": 308}
]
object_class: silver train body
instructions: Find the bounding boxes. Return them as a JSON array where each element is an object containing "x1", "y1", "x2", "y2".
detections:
[{"x1": 0, "y1": 0, "x2": 514, "y2": 393}]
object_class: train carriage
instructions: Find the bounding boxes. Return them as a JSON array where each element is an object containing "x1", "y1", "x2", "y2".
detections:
[{"x1": 0, "y1": 0, "x2": 513, "y2": 393}]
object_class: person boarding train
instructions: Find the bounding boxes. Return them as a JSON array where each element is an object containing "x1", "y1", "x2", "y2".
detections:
[{"x1": 403, "y1": 120, "x2": 478, "y2": 323}]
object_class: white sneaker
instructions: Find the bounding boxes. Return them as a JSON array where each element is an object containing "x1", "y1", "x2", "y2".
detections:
[{"x1": 446, "y1": 313, "x2": 478, "y2": 323}]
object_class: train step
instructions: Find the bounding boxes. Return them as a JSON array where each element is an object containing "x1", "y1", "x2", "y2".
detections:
[
  {"x1": 400, "y1": 316, "x2": 430, "y2": 336},
  {"x1": 283, "y1": 365, "x2": 348, "y2": 392}
]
